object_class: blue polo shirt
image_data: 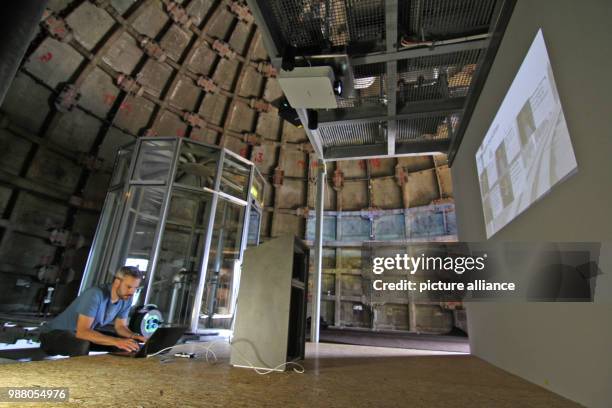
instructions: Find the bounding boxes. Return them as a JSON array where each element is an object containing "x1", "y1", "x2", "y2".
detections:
[{"x1": 42, "y1": 284, "x2": 132, "y2": 333}]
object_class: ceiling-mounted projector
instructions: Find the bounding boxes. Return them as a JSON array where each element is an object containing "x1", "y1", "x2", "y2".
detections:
[
  {"x1": 278, "y1": 66, "x2": 338, "y2": 109},
  {"x1": 277, "y1": 55, "x2": 356, "y2": 110}
]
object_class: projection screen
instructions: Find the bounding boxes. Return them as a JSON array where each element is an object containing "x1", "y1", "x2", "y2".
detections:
[{"x1": 476, "y1": 29, "x2": 577, "y2": 238}]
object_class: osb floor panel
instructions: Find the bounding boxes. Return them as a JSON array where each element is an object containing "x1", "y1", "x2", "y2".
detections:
[{"x1": 0, "y1": 343, "x2": 581, "y2": 408}]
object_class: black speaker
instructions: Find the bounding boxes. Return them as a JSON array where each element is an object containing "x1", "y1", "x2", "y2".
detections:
[
  {"x1": 307, "y1": 109, "x2": 318, "y2": 130},
  {"x1": 272, "y1": 97, "x2": 302, "y2": 127},
  {"x1": 281, "y1": 45, "x2": 296, "y2": 71}
]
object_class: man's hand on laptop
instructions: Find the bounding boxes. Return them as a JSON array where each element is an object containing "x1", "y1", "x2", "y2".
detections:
[
  {"x1": 131, "y1": 334, "x2": 147, "y2": 343},
  {"x1": 114, "y1": 338, "x2": 140, "y2": 352}
]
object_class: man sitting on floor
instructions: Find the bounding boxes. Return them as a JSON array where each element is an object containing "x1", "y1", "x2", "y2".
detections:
[{"x1": 39, "y1": 266, "x2": 147, "y2": 356}]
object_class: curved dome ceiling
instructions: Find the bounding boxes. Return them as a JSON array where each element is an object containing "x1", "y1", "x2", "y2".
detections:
[{"x1": 0, "y1": 0, "x2": 451, "y2": 313}]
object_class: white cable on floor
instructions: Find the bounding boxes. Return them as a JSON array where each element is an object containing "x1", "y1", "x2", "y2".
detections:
[
  {"x1": 144, "y1": 344, "x2": 184, "y2": 358},
  {"x1": 147, "y1": 339, "x2": 305, "y2": 375},
  {"x1": 203, "y1": 340, "x2": 305, "y2": 375}
]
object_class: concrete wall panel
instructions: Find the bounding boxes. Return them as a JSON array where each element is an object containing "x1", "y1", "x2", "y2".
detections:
[
  {"x1": 199, "y1": 93, "x2": 229, "y2": 126},
  {"x1": 102, "y1": 32, "x2": 143, "y2": 74},
  {"x1": 13, "y1": 192, "x2": 69, "y2": 230},
  {"x1": 398, "y1": 156, "x2": 434, "y2": 172},
  {"x1": 67, "y1": 2, "x2": 115, "y2": 50},
  {"x1": 47, "y1": 109, "x2": 101, "y2": 152},
  {"x1": 371, "y1": 177, "x2": 402, "y2": 209},
  {"x1": 340, "y1": 181, "x2": 368, "y2": 211},
  {"x1": 1, "y1": 73, "x2": 52, "y2": 134},
  {"x1": 78, "y1": 67, "x2": 120, "y2": 117},
  {"x1": 161, "y1": 25, "x2": 192, "y2": 62},
  {"x1": 406, "y1": 168, "x2": 439, "y2": 207},
  {"x1": 24, "y1": 39, "x2": 84, "y2": 88},
  {"x1": 132, "y1": 2, "x2": 168, "y2": 38},
  {"x1": 0, "y1": 129, "x2": 31, "y2": 175},
  {"x1": 276, "y1": 179, "x2": 307, "y2": 209},
  {"x1": 27, "y1": 150, "x2": 81, "y2": 192}
]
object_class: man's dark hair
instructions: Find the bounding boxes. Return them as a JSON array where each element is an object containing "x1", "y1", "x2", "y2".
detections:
[{"x1": 115, "y1": 266, "x2": 144, "y2": 281}]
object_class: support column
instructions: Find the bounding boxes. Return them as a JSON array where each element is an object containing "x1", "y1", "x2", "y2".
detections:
[
  {"x1": 310, "y1": 159, "x2": 326, "y2": 343},
  {"x1": 385, "y1": 0, "x2": 398, "y2": 156}
]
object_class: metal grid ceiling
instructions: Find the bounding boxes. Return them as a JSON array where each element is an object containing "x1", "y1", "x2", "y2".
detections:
[
  {"x1": 317, "y1": 121, "x2": 385, "y2": 148},
  {"x1": 397, "y1": 48, "x2": 482, "y2": 104},
  {"x1": 267, "y1": 0, "x2": 385, "y2": 50},
  {"x1": 396, "y1": 113, "x2": 460, "y2": 143},
  {"x1": 399, "y1": 0, "x2": 497, "y2": 40},
  {"x1": 336, "y1": 62, "x2": 387, "y2": 109},
  {"x1": 248, "y1": 0, "x2": 510, "y2": 159}
]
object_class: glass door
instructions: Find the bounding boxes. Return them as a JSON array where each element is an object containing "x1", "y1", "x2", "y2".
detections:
[
  {"x1": 146, "y1": 189, "x2": 213, "y2": 326},
  {"x1": 199, "y1": 197, "x2": 246, "y2": 330}
]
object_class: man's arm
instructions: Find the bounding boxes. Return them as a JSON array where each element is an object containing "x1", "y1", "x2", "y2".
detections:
[
  {"x1": 114, "y1": 318, "x2": 146, "y2": 342},
  {"x1": 75, "y1": 315, "x2": 140, "y2": 352}
]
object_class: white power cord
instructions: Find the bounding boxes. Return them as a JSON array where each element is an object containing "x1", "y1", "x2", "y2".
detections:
[
  {"x1": 219, "y1": 340, "x2": 305, "y2": 375},
  {"x1": 146, "y1": 339, "x2": 305, "y2": 375}
]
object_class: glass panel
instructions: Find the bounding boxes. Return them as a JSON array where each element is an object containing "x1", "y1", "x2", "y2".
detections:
[
  {"x1": 200, "y1": 198, "x2": 246, "y2": 329},
  {"x1": 107, "y1": 186, "x2": 167, "y2": 291},
  {"x1": 250, "y1": 170, "x2": 265, "y2": 207},
  {"x1": 81, "y1": 190, "x2": 126, "y2": 290},
  {"x1": 175, "y1": 141, "x2": 219, "y2": 189},
  {"x1": 132, "y1": 140, "x2": 176, "y2": 183},
  {"x1": 247, "y1": 208, "x2": 261, "y2": 247},
  {"x1": 147, "y1": 189, "x2": 213, "y2": 327},
  {"x1": 220, "y1": 153, "x2": 250, "y2": 200},
  {"x1": 110, "y1": 148, "x2": 133, "y2": 187}
]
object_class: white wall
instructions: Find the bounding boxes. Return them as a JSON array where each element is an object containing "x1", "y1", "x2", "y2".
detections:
[{"x1": 451, "y1": 1, "x2": 612, "y2": 406}]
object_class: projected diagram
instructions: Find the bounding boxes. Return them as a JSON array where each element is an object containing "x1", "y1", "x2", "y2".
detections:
[{"x1": 476, "y1": 30, "x2": 577, "y2": 238}]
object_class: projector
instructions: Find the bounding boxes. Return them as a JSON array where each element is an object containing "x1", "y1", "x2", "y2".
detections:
[{"x1": 278, "y1": 66, "x2": 338, "y2": 109}]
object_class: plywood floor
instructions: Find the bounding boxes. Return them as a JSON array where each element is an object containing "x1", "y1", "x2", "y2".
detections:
[{"x1": 0, "y1": 342, "x2": 581, "y2": 407}]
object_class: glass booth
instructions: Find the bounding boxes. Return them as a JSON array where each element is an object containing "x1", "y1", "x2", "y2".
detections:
[{"x1": 79, "y1": 137, "x2": 265, "y2": 333}]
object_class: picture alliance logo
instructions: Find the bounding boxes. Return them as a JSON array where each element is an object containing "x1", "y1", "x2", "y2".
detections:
[{"x1": 372, "y1": 254, "x2": 488, "y2": 275}]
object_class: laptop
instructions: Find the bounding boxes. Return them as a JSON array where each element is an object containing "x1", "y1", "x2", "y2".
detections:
[{"x1": 110, "y1": 327, "x2": 186, "y2": 358}]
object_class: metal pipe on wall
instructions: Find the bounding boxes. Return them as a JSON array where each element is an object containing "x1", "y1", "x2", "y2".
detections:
[{"x1": 310, "y1": 159, "x2": 326, "y2": 343}]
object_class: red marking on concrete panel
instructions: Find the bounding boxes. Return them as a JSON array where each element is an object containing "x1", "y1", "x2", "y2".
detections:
[
  {"x1": 239, "y1": 147, "x2": 248, "y2": 157},
  {"x1": 253, "y1": 151, "x2": 264, "y2": 164},
  {"x1": 39, "y1": 52, "x2": 53, "y2": 63},
  {"x1": 103, "y1": 94, "x2": 132, "y2": 114},
  {"x1": 176, "y1": 129, "x2": 185, "y2": 137},
  {"x1": 297, "y1": 160, "x2": 306, "y2": 169},
  {"x1": 119, "y1": 102, "x2": 132, "y2": 114},
  {"x1": 370, "y1": 158, "x2": 381, "y2": 168},
  {"x1": 103, "y1": 94, "x2": 115, "y2": 106},
  {"x1": 358, "y1": 160, "x2": 366, "y2": 169}
]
